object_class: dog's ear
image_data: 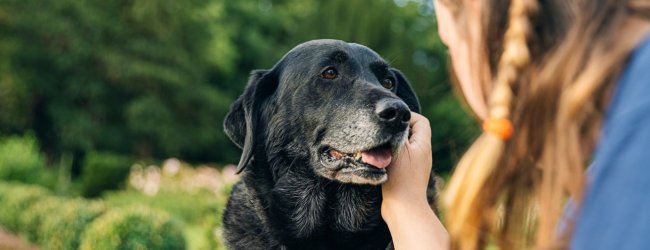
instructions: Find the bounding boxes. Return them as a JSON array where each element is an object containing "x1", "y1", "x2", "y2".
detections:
[
  {"x1": 224, "y1": 69, "x2": 279, "y2": 173},
  {"x1": 391, "y1": 69, "x2": 421, "y2": 113}
]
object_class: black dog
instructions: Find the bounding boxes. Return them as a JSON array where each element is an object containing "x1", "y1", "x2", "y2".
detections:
[{"x1": 222, "y1": 39, "x2": 434, "y2": 250}]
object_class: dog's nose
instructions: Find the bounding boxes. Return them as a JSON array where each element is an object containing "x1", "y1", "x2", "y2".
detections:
[{"x1": 375, "y1": 99, "x2": 410, "y2": 123}]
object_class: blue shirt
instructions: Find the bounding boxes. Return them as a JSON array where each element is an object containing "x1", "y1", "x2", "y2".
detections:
[{"x1": 571, "y1": 35, "x2": 650, "y2": 249}]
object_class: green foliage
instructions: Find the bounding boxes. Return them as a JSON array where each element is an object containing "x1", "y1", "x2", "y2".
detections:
[
  {"x1": 0, "y1": 0, "x2": 477, "y2": 173},
  {"x1": 81, "y1": 152, "x2": 132, "y2": 197},
  {"x1": 0, "y1": 0, "x2": 238, "y2": 163},
  {"x1": 104, "y1": 189, "x2": 223, "y2": 249},
  {"x1": 0, "y1": 182, "x2": 50, "y2": 232},
  {"x1": 103, "y1": 190, "x2": 221, "y2": 224},
  {"x1": 0, "y1": 134, "x2": 46, "y2": 184},
  {"x1": 19, "y1": 196, "x2": 67, "y2": 243},
  {"x1": 19, "y1": 197, "x2": 106, "y2": 249},
  {"x1": 0, "y1": 182, "x2": 190, "y2": 249},
  {"x1": 38, "y1": 199, "x2": 106, "y2": 250},
  {"x1": 80, "y1": 206, "x2": 186, "y2": 250},
  {"x1": 427, "y1": 95, "x2": 480, "y2": 172}
]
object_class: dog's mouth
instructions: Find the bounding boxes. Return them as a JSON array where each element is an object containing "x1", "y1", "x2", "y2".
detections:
[
  {"x1": 318, "y1": 142, "x2": 395, "y2": 185},
  {"x1": 326, "y1": 145, "x2": 393, "y2": 169}
]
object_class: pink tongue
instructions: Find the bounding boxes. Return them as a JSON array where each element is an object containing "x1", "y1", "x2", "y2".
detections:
[{"x1": 361, "y1": 148, "x2": 392, "y2": 169}]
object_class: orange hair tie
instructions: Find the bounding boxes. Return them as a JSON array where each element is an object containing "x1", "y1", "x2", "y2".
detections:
[{"x1": 483, "y1": 118, "x2": 514, "y2": 140}]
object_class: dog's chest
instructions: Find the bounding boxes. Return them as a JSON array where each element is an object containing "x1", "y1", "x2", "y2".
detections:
[
  {"x1": 326, "y1": 184, "x2": 383, "y2": 231},
  {"x1": 276, "y1": 182, "x2": 389, "y2": 249},
  {"x1": 274, "y1": 177, "x2": 383, "y2": 235}
]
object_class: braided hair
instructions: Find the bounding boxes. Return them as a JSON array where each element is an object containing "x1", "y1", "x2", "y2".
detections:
[
  {"x1": 444, "y1": 0, "x2": 538, "y2": 249},
  {"x1": 441, "y1": 0, "x2": 650, "y2": 249}
]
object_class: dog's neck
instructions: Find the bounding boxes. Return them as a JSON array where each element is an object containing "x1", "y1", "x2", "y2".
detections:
[{"x1": 243, "y1": 157, "x2": 386, "y2": 243}]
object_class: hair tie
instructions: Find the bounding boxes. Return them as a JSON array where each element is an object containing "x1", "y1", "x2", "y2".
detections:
[{"x1": 483, "y1": 118, "x2": 514, "y2": 140}]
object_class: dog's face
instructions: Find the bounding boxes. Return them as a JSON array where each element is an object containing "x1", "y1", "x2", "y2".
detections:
[{"x1": 224, "y1": 39, "x2": 420, "y2": 185}]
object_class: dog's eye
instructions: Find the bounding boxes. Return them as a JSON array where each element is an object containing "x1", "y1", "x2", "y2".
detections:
[
  {"x1": 321, "y1": 68, "x2": 338, "y2": 79},
  {"x1": 382, "y1": 78, "x2": 395, "y2": 89}
]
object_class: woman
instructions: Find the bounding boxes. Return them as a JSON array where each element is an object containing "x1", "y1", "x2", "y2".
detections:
[{"x1": 381, "y1": 0, "x2": 650, "y2": 249}]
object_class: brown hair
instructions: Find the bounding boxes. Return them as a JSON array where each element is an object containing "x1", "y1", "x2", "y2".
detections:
[{"x1": 441, "y1": 0, "x2": 650, "y2": 249}]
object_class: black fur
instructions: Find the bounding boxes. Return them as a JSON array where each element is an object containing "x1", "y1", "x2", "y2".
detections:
[{"x1": 222, "y1": 39, "x2": 434, "y2": 250}]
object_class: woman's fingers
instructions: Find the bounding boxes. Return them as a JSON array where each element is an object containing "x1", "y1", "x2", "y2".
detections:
[
  {"x1": 383, "y1": 112, "x2": 433, "y2": 203},
  {"x1": 408, "y1": 112, "x2": 432, "y2": 148}
]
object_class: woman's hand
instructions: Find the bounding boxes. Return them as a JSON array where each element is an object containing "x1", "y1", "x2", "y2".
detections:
[
  {"x1": 381, "y1": 112, "x2": 448, "y2": 250},
  {"x1": 382, "y1": 112, "x2": 433, "y2": 207}
]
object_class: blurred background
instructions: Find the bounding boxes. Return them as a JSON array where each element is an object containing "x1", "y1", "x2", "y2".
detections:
[{"x1": 0, "y1": 0, "x2": 478, "y2": 249}]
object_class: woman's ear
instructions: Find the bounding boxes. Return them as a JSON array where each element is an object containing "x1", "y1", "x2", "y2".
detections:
[
  {"x1": 391, "y1": 69, "x2": 421, "y2": 113},
  {"x1": 223, "y1": 69, "x2": 279, "y2": 173}
]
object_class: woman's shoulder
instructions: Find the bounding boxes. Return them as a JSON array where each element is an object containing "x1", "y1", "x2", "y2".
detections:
[
  {"x1": 570, "y1": 34, "x2": 650, "y2": 250},
  {"x1": 607, "y1": 34, "x2": 650, "y2": 120}
]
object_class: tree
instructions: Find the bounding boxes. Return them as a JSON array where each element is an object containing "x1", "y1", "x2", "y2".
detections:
[
  {"x1": 0, "y1": 0, "x2": 240, "y2": 171},
  {"x1": 0, "y1": 0, "x2": 477, "y2": 174}
]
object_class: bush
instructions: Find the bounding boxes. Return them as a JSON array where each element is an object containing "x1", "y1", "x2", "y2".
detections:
[
  {"x1": 103, "y1": 190, "x2": 221, "y2": 224},
  {"x1": 80, "y1": 206, "x2": 186, "y2": 250},
  {"x1": 38, "y1": 199, "x2": 107, "y2": 250},
  {"x1": 0, "y1": 134, "x2": 46, "y2": 184},
  {"x1": 20, "y1": 196, "x2": 67, "y2": 243},
  {"x1": 0, "y1": 182, "x2": 189, "y2": 250},
  {"x1": 0, "y1": 181, "x2": 10, "y2": 194},
  {"x1": 104, "y1": 190, "x2": 223, "y2": 250},
  {"x1": 81, "y1": 151, "x2": 132, "y2": 197},
  {"x1": 0, "y1": 183, "x2": 50, "y2": 232}
]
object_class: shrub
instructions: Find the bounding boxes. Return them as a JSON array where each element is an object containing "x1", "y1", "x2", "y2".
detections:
[
  {"x1": 0, "y1": 134, "x2": 46, "y2": 184},
  {"x1": 19, "y1": 196, "x2": 67, "y2": 243},
  {"x1": 38, "y1": 199, "x2": 107, "y2": 250},
  {"x1": 0, "y1": 183, "x2": 50, "y2": 232},
  {"x1": 0, "y1": 181, "x2": 10, "y2": 195},
  {"x1": 104, "y1": 189, "x2": 224, "y2": 250},
  {"x1": 103, "y1": 190, "x2": 221, "y2": 224},
  {"x1": 80, "y1": 206, "x2": 186, "y2": 250},
  {"x1": 81, "y1": 151, "x2": 132, "y2": 197}
]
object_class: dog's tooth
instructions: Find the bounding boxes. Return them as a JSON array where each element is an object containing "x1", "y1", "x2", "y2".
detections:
[
  {"x1": 330, "y1": 149, "x2": 344, "y2": 159},
  {"x1": 354, "y1": 152, "x2": 362, "y2": 160}
]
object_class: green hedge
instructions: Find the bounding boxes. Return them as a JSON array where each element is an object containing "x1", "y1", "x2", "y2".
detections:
[
  {"x1": 104, "y1": 190, "x2": 223, "y2": 250},
  {"x1": 0, "y1": 182, "x2": 187, "y2": 250},
  {"x1": 80, "y1": 206, "x2": 186, "y2": 250},
  {"x1": 20, "y1": 196, "x2": 67, "y2": 242},
  {"x1": 39, "y1": 200, "x2": 107, "y2": 250},
  {"x1": 0, "y1": 134, "x2": 46, "y2": 184},
  {"x1": 103, "y1": 190, "x2": 222, "y2": 224},
  {"x1": 0, "y1": 182, "x2": 50, "y2": 232},
  {"x1": 81, "y1": 151, "x2": 132, "y2": 197}
]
